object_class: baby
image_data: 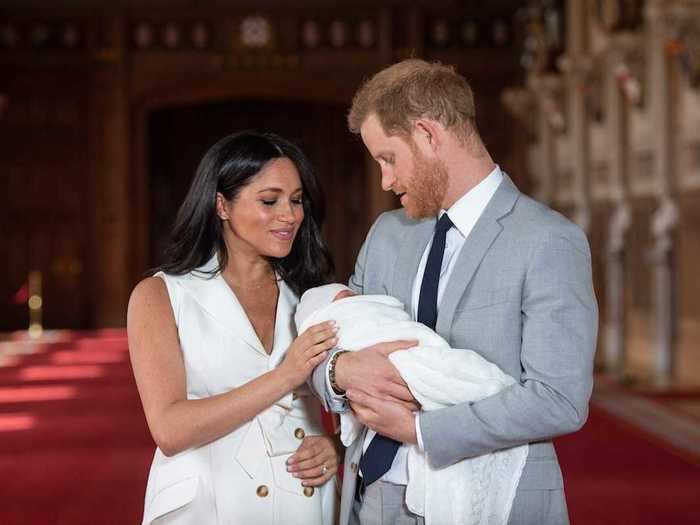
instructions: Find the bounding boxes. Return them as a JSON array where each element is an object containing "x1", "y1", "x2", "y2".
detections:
[{"x1": 295, "y1": 284, "x2": 529, "y2": 525}]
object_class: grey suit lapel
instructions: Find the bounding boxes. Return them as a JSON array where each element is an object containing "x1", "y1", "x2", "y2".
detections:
[
  {"x1": 391, "y1": 218, "x2": 435, "y2": 309},
  {"x1": 436, "y1": 175, "x2": 521, "y2": 336}
]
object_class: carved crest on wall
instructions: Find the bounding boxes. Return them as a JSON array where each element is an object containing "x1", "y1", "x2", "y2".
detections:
[{"x1": 240, "y1": 15, "x2": 272, "y2": 48}]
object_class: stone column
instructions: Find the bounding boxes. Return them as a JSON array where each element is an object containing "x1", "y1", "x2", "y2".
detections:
[
  {"x1": 502, "y1": 86, "x2": 552, "y2": 202},
  {"x1": 534, "y1": 75, "x2": 565, "y2": 206},
  {"x1": 559, "y1": 0, "x2": 592, "y2": 233},
  {"x1": 603, "y1": 37, "x2": 636, "y2": 376},
  {"x1": 646, "y1": 1, "x2": 679, "y2": 386}
]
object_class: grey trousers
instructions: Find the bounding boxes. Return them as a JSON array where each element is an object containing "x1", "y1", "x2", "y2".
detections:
[
  {"x1": 507, "y1": 487, "x2": 570, "y2": 525},
  {"x1": 350, "y1": 481, "x2": 425, "y2": 525},
  {"x1": 349, "y1": 480, "x2": 569, "y2": 525}
]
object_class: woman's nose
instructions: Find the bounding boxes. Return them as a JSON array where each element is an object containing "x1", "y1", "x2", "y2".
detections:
[{"x1": 277, "y1": 202, "x2": 296, "y2": 223}]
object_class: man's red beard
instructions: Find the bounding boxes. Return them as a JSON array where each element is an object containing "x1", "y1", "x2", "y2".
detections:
[{"x1": 401, "y1": 143, "x2": 449, "y2": 219}]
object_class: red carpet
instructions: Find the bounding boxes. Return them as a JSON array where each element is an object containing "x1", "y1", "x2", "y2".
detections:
[
  {"x1": 637, "y1": 391, "x2": 700, "y2": 424},
  {"x1": 1, "y1": 331, "x2": 698, "y2": 524},
  {"x1": 0, "y1": 331, "x2": 153, "y2": 525},
  {"x1": 556, "y1": 405, "x2": 700, "y2": 524}
]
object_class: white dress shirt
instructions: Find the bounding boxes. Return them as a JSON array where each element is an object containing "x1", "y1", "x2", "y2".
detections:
[{"x1": 327, "y1": 166, "x2": 504, "y2": 485}]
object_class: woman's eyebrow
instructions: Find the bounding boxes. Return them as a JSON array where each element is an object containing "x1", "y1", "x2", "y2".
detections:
[{"x1": 256, "y1": 187, "x2": 303, "y2": 194}]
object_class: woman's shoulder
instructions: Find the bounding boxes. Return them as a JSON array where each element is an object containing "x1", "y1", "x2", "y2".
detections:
[
  {"x1": 129, "y1": 270, "x2": 216, "y2": 322},
  {"x1": 129, "y1": 276, "x2": 170, "y2": 311},
  {"x1": 126, "y1": 276, "x2": 181, "y2": 337}
]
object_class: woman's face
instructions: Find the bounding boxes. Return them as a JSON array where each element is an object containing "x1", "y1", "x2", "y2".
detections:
[{"x1": 217, "y1": 157, "x2": 305, "y2": 260}]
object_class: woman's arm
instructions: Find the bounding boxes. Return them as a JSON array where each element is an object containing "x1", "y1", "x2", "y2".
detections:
[{"x1": 127, "y1": 277, "x2": 336, "y2": 457}]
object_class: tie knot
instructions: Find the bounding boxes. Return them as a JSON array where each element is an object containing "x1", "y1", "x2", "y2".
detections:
[{"x1": 436, "y1": 213, "x2": 453, "y2": 234}]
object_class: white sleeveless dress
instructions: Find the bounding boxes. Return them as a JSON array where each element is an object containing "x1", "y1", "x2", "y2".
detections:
[{"x1": 141, "y1": 258, "x2": 338, "y2": 524}]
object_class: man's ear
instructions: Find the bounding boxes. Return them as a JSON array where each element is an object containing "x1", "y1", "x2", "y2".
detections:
[
  {"x1": 215, "y1": 192, "x2": 229, "y2": 220},
  {"x1": 412, "y1": 119, "x2": 442, "y2": 155}
]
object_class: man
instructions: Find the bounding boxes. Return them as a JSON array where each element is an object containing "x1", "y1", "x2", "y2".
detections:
[{"x1": 309, "y1": 59, "x2": 598, "y2": 525}]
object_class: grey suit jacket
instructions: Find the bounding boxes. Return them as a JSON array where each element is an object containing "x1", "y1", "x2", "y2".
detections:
[{"x1": 312, "y1": 175, "x2": 598, "y2": 525}]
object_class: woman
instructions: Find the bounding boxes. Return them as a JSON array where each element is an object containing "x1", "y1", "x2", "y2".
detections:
[{"x1": 128, "y1": 131, "x2": 340, "y2": 524}]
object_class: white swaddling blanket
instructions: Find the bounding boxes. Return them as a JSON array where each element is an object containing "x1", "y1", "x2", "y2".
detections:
[{"x1": 296, "y1": 290, "x2": 528, "y2": 525}]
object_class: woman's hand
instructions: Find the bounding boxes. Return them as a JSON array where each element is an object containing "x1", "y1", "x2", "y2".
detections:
[
  {"x1": 278, "y1": 321, "x2": 337, "y2": 388},
  {"x1": 286, "y1": 435, "x2": 341, "y2": 487}
]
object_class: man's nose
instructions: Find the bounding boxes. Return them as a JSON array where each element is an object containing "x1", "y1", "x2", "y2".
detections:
[{"x1": 381, "y1": 170, "x2": 395, "y2": 192}]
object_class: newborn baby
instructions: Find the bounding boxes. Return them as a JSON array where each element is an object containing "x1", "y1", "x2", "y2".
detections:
[{"x1": 295, "y1": 284, "x2": 529, "y2": 525}]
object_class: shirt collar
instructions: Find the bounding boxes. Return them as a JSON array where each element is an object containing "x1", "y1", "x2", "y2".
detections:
[{"x1": 439, "y1": 165, "x2": 504, "y2": 238}]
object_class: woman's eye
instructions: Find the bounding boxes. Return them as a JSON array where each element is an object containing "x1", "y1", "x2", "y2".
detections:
[
  {"x1": 292, "y1": 198, "x2": 303, "y2": 205},
  {"x1": 261, "y1": 200, "x2": 276, "y2": 206}
]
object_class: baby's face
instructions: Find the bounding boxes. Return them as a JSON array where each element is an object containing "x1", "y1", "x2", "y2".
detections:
[{"x1": 333, "y1": 289, "x2": 357, "y2": 302}]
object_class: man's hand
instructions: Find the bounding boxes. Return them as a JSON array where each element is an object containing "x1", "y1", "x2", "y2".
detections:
[
  {"x1": 347, "y1": 389, "x2": 418, "y2": 444},
  {"x1": 335, "y1": 340, "x2": 419, "y2": 409}
]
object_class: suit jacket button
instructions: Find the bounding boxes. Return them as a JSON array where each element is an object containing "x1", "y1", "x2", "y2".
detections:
[
  {"x1": 351, "y1": 462, "x2": 358, "y2": 473},
  {"x1": 256, "y1": 485, "x2": 269, "y2": 497},
  {"x1": 303, "y1": 486, "x2": 315, "y2": 497},
  {"x1": 294, "y1": 428, "x2": 305, "y2": 439}
]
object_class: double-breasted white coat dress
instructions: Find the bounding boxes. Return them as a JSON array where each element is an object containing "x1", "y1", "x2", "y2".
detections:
[{"x1": 141, "y1": 258, "x2": 338, "y2": 524}]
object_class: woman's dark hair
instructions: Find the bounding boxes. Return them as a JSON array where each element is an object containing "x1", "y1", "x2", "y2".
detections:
[{"x1": 158, "y1": 130, "x2": 334, "y2": 295}]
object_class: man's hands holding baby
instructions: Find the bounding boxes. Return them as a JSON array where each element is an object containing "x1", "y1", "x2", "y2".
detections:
[
  {"x1": 334, "y1": 340, "x2": 418, "y2": 407},
  {"x1": 334, "y1": 340, "x2": 421, "y2": 444}
]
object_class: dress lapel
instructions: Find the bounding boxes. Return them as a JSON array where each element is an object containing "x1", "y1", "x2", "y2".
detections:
[
  {"x1": 179, "y1": 257, "x2": 267, "y2": 356},
  {"x1": 435, "y1": 175, "x2": 521, "y2": 335},
  {"x1": 269, "y1": 279, "x2": 298, "y2": 368}
]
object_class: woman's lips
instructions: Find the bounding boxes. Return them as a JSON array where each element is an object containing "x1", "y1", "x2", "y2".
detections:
[{"x1": 271, "y1": 228, "x2": 294, "y2": 241}]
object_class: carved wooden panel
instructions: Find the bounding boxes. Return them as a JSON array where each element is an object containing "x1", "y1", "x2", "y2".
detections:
[
  {"x1": 677, "y1": 190, "x2": 700, "y2": 320},
  {"x1": 0, "y1": 73, "x2": 92, "y2": 330},
  {"x1": 677, "y1": 79, "x2": 700, "y2": 190},
  {"x1": 627, "y1": 108, "x2": 657, "y2": 197}
]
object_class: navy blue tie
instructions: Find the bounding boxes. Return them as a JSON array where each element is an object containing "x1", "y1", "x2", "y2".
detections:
[
  {"x1": 416, "y1": 213, "x2": 454, "y2": 330},
  {"x1": 358, "y1": 213, "x2": 453, "y2": 488}
]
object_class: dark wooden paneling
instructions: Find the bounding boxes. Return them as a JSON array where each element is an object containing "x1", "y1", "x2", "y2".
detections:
[
  {"x1": 0, "y1": 72, "x2": 92, "y2": 329},
  {"x1": 0, "y1": 2, "x2": 524, "y2": 329}
]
